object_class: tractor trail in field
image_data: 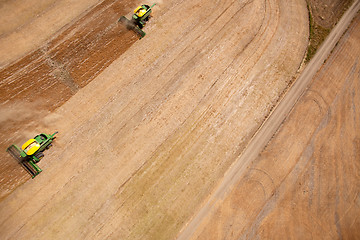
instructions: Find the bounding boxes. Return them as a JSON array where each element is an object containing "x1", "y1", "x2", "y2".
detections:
[
  {"x1": 5, "y1": 0, "x2": 359, "y2": 239},
  {"x1": 0, "y1": 0, "x2": 311, "y2": 238},
  {"x1": 0, "y1": 0, "x2": 138, "y2": 199}
]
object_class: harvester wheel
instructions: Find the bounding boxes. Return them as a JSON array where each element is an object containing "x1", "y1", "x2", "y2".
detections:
[
  {"x1": 46, "y1": 144, "x2": 52, "y2": 150},
  {"x1": 34, "y1": 152, "x2": 44, "y2": 162}
]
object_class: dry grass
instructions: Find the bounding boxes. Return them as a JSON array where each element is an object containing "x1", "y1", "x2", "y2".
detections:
[{"x1": 305, "y1": 0, "x2": 354, "y2": 62}]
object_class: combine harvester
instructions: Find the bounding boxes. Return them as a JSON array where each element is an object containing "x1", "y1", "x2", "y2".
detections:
[
  {"x1": 7, "y1": 132, "x2": 58, "y2": 178},
  {"x1": 119, "y1": 3, "x2": 156, "y2": 39}
]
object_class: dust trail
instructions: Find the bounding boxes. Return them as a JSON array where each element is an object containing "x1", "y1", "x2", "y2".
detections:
[
  {"x1": 0, "y1": 101, "x2": 61, "y2": 200},
  {"x1": 0, "y1": 101, "x2": 55, "y2": 144},
  {"x1": 0, "y1": 101, "x2": 48, "y2": 125}
]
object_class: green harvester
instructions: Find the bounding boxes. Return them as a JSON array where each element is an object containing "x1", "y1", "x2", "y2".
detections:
[
  {"x1": 119, "y1": 3, "x2": 156, "y2": 39},
  {"x1": 7, "y1": 132, "x2": 58, "y2": 178}
]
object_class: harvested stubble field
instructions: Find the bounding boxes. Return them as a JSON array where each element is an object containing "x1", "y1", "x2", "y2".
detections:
[{"x1": 0, "y1": 0, "x2": 359, "y2": 239}]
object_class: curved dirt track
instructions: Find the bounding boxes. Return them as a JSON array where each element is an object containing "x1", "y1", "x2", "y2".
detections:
[
  {"x1": 0, "y1": 0, "x2": 309, "y2": 239},
  {"x1": 178, "y1": 1, "x2": 360, "y2": 238},
  {"x1": 186, "y1": 8, "x2": 360, "y2": 239}
]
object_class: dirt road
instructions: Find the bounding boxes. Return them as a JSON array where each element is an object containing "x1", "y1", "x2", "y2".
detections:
[
  {"x1": 0, "y1": 0, "x2": 310, "y2": 239},
  {"x1": 179, "y1": 2, "x2": 360, "y2": 239}
]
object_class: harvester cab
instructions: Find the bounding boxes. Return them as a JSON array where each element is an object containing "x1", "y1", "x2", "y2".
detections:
[
  {"x1": 7, "y1": 131, "x2": 58, "y2": 178},
  {"x1": 119, "y1": 3, "x2": 156, "y2": 39}
]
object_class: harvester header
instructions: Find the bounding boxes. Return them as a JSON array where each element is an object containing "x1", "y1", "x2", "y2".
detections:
[
  {"x1": 119, "y1": 3, "x2": 156, "y2": 39},
  {"x1": 7, "y1": 132, "x2": 58, "y2": 178}
]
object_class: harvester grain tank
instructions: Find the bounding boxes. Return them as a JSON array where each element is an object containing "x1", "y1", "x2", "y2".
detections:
[
  {"x1": 7, "y1": 132, "x2": 58, "y2": 178},
  {"x1": 119, "y1": 3, "x2": 156, "y2": 39}
]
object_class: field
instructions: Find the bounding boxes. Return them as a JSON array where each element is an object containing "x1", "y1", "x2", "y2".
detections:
[{"x1": 0, "y1": 0, "x2": 359, "y2": 239}]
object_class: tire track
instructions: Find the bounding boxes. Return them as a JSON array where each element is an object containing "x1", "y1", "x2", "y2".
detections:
[
  {"x1": 0, "y1": 0, "x2": 310, "y2": 239},
  {"x1": 177, "y1": 1, "x2": 360, "y2": 239}
]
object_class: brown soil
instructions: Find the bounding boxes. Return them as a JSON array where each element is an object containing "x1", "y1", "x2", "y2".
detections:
[
  {"x1": 0, "y1": 0, "x2": 357, "y2": 239},
  {"x1": 189, "y1": 11, "x2": 360, "y2": 240},
  {"x1": 0, "y1": 0, "x2": 102, "y2": 66},
  {"x1": 0, "y1": 0, "x2": 351, "y2": 199},
  {"x1": 0, "y1": 0, "x2": 309, "y2": 238},
  {"x1": 0, "y1": 0, "x2": 137, "y2": 196}
]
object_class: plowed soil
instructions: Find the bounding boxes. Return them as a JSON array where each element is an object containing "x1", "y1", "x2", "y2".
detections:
[
  {"x1": 0, "y1": 0, "x2": 358, "y2": 239},
  {"x1": 0, "y1": 0, "x2": 138, "y2": 196}
]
